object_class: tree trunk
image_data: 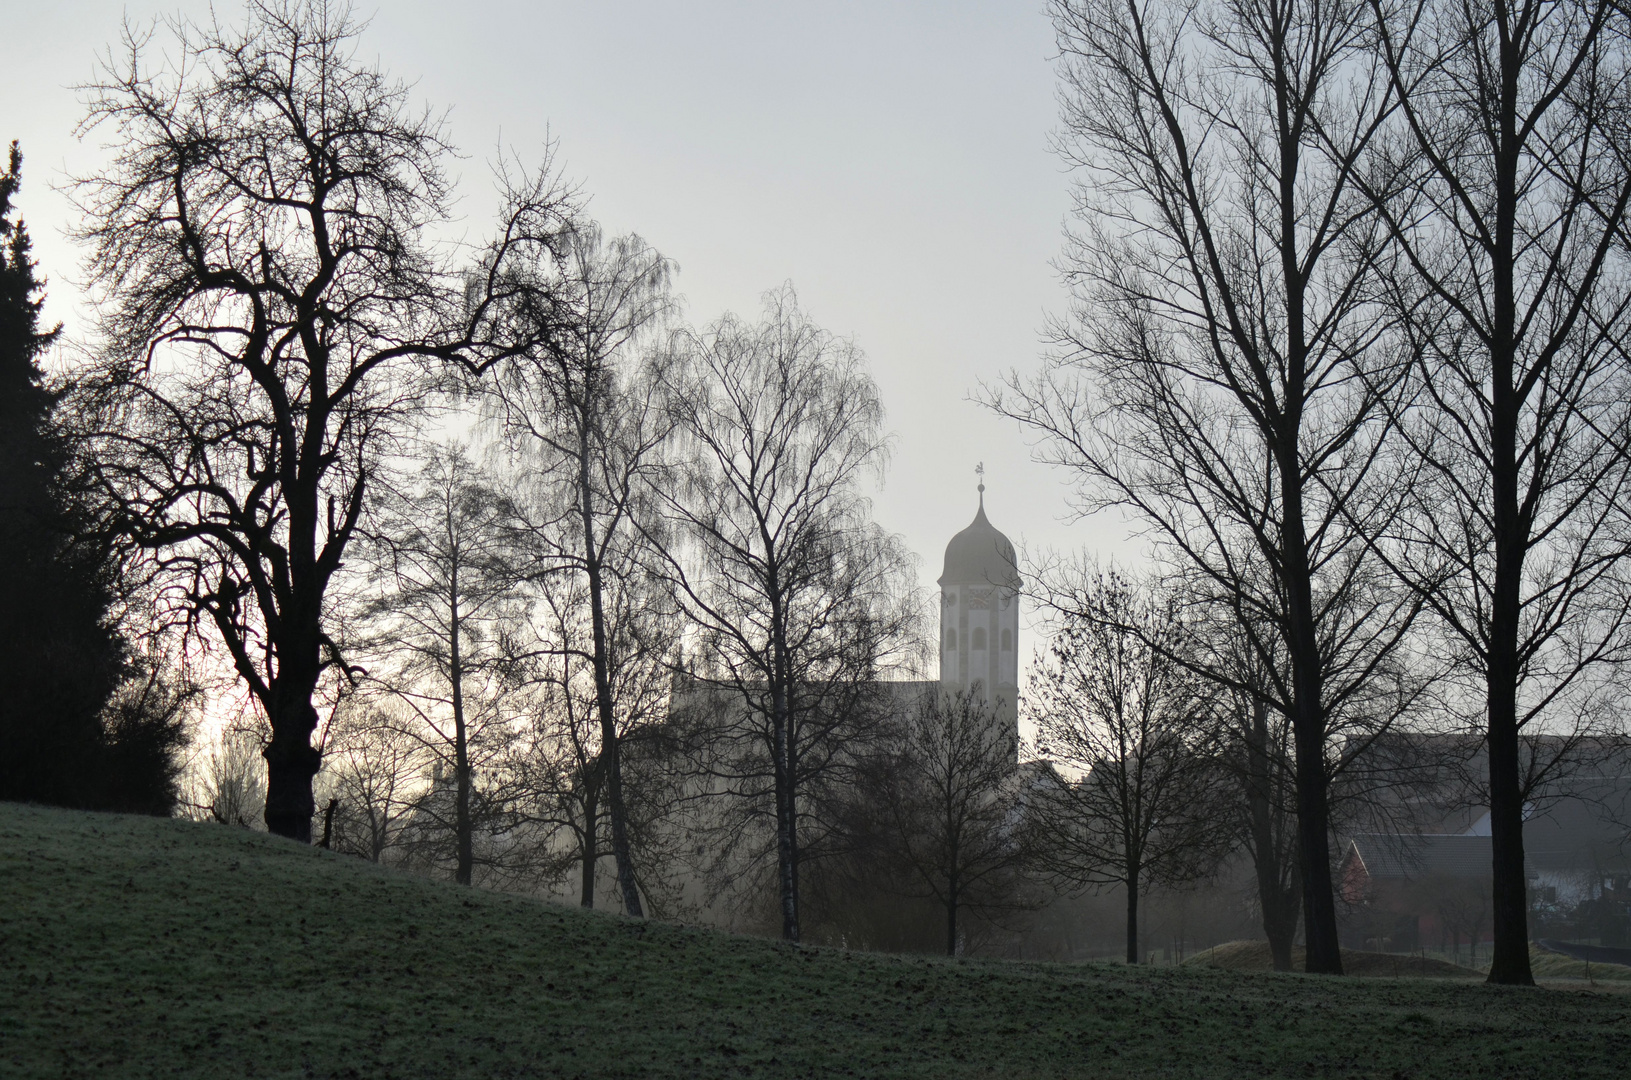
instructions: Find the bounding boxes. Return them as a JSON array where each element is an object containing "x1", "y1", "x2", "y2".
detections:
[
  {"x1": 1486, "y1": 638, "x2": 1534, "y2": 984},
  {"x1": 1125, "y1": 873, "x2": 1140, "y2": 965},
  {"x1": 318, "y1": 798, "x2": 337, "y2": 849},
  {"x1": 776, "y1": 771, "x2": 798, "y2": 940},
  {"x1": 263, "y1": 678, "x2": 321, "y2": 842},
  {"x1": 1260, "y1": 860, "x2": 1302, "y2": 973},
  {"x1": 579, "y1": 435, "x2": 644, "y2": 917},
  {"x1": 775, "y1": 718, "x2": 799, "y2": 941},
  {"x1": 1265, "y1": 892, "x2": 1300, "y2": 973},
  {"x1": 602, "y1": 750, "x2": 642, "y2": 914},
  {"x1": 580, "y1": 790, "x2": 599, "y2": 908},
  {"x1": 946, "y1": 869, "x2": 959, "y2": 957},
  {"x1": 450, "y1": 572, "x2": 473, "y2": 887},
  {"x1": 1246, "y1": 695, "x2": 1301, "y2": 972},
  {"x1": 1481, "y1": 21, "x2": 1535, "y2": 986},
  {"x1": 1486, "y1": 384, "x2": 1532, "y2": 985},
  {"x1": 1279, "y1": 464, "x2": 1341, "y2": 974},
  {"x1": 1291, "y1": 710, "x2": 1340, "y2": 973},
  {"x1": 1260, "y1": 851, "x2": 1302, "y2": 973},
  {"x1": 769, "y1": 585, "x2": 799, "y2": 942}
]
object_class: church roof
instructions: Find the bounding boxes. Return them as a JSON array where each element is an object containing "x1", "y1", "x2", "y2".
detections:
[{"x1": 939, "y1": 493, "x2": 1020, "y2": 588}]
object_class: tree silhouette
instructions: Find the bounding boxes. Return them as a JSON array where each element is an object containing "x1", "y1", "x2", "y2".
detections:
[{"x1": 68, "y1": 1, "x2": 573, "y2": 840}]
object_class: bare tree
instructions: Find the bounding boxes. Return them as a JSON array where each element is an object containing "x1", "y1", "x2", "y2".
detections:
[
  {"x1": 867, "y1": 689, "x2": 1034, "y2": 956},
  {"x1": 1029, "y1": 568, "x2": 1228, "y2": 964},
  {"x1": 512, "y1": 575, "x2": 606, "y2": 906},
  {"x1": 989, "y1": 0, "x2": 1419, "y2": 972},
  {"x1": 185, "y1": 724, "x2": 268, "y2": 829},
  {"x1": 510, "y1": 547, "x2": 681, "y2": 911},
  {"x1": 1189, "y1": 612, "x2": 1304, "y2": 972},
  {"x1": 486, "y1": 225, "x2": 675, "y2": 915},
  {"x1": 653, "y1": 286, "x2": 918, "y2": 942},
  {"x1": 359, "y1": 443, "x2": 524, "y2": 884},
  {"x1": 1367, "y1": 0, "x2": 1631, "y2": 985},
  {"x1": 68, "y1": 0, "x2": 573, "y2": 841},
  {"x1": 1179, "y1": 559, "x2": 1444, "y2": 969},
  {"x1": 318, "y1": 699, "x2": 424, "y2": 862}
]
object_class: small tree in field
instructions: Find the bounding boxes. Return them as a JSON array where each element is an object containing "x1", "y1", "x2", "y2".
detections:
[
  {"x1": 69, "y1": 0, "x2": 573, "y2": 840},
  {"x1": 360, "y1": 444, "x2": 524, "y2": 885},
  {"x1": 1030, "y1": 569, "x2": 1227, "y2": 964},
  {"x1": 186, "y1": 725, "x2": 268, "y2": 829},
  {"x1": 871, "y1": 690, "x2": 1034, "y2": 956},
  {"x1": 319, "y1": 701, "x2": 424, "y2": 863}
]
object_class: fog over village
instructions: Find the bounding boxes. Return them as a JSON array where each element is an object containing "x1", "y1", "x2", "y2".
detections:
[{"x1": 3, "y1": 2, "x2": 1631, "y2": 1078}]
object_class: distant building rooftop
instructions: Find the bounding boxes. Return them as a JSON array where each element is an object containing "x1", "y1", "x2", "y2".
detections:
[{"x1": 1345, "y1": 834, "x2": 1531, "y2": 880}]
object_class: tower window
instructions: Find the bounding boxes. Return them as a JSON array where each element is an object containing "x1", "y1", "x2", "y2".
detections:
[
  {"x1": 946, "y1": 627, "x2": 957, "y2": 649},
  {"x1": 1001, "y1": 629, "x2": 1013, "y2": 652},
  {"x1": 972, "y1": 627, "x2": 987, "y2": 650}
]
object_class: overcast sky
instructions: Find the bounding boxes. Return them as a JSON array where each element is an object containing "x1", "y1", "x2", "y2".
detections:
[{"x1": 7, "y1": 1, "x2": 1137, "y2": 623}]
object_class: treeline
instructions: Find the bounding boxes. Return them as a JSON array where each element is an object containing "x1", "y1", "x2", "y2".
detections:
[
  {"x1": 988, "y1": 0, "x2": 1631, "y2": 985},
  {"x1": 9, "y1": 0, "x2": 1631, "y2": 988},
  {"x1": 7, "y1": 0, "x2": 928, "y2": 951}
]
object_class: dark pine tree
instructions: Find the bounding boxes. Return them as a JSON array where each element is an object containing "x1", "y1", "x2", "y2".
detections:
[{"x1": 0, "y1": 141, "x2": 182, "y2": 812}]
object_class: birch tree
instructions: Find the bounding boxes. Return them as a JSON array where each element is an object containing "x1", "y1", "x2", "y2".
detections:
[
  {"x1": 486, "y1": 225, "x2": 674, "y2": 915},
  {"x1": 655, "y1": 287, "x2": 917, "y2": 942}
]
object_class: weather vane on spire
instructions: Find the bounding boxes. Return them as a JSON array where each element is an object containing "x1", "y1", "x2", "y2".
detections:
[{"x1": 976, "y1": 461, "x2": 985, "y2": 500}]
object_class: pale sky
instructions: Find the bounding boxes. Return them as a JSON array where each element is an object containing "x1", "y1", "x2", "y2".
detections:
[{"x1": 7, "y1": 1, "x2": 1138, "y2": 629}]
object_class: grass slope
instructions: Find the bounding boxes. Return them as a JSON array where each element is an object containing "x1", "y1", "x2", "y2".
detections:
[
  {"x1": 1185, "y1": 941, "x2": 1482, "y2": 978},
  {"x1": 3, "y1": 804, "x2": 1629, "y2": 1079},
  {"x1": 1530, "y1": 948, "x2": 1631, "y2": 982}
]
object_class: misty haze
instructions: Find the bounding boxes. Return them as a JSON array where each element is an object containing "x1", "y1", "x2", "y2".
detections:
[{"x1": 3, "y1": 2, "x2": 1630, "y2": 1078}]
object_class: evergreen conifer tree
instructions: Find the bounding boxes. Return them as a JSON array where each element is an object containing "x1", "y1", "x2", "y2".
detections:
[{"x1": 0, "y1": 141, "x2": 180, "y2": 811}]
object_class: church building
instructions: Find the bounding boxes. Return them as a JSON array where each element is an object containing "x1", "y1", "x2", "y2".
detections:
[{"x1": 557, "y1": 483, "x2": 1025, "y2": 922}]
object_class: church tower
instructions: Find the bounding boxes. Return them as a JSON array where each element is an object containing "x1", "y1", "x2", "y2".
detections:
[{"x1": 938, "y1": 476, "x2": 1020, "y2": 726}]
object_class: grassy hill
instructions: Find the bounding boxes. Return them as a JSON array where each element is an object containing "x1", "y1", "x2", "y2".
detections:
[
  {"x1": 1529, "y1": 947, "x2": 1631, "y2": 982},
  {"x1": 1186, "y1": 938, "x2": 1631, "y2": 982},
  {"x1": 2, "y1": 804, "x2": 1629, "y2": 1079},
  {"x1": 1184, "y1": 940, "x2": 1484, "y2": 978}
]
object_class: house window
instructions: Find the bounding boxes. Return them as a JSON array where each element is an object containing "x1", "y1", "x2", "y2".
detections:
[
  {"x1": 946, "y1": 627, "x2": 957, "y2": 649},
  {"x1": 972, "y1": 627, "x2": 987, "y2": 650},
  {"x1": 1001, "y1": 629, "x2": 1013, "y2": 651}
]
